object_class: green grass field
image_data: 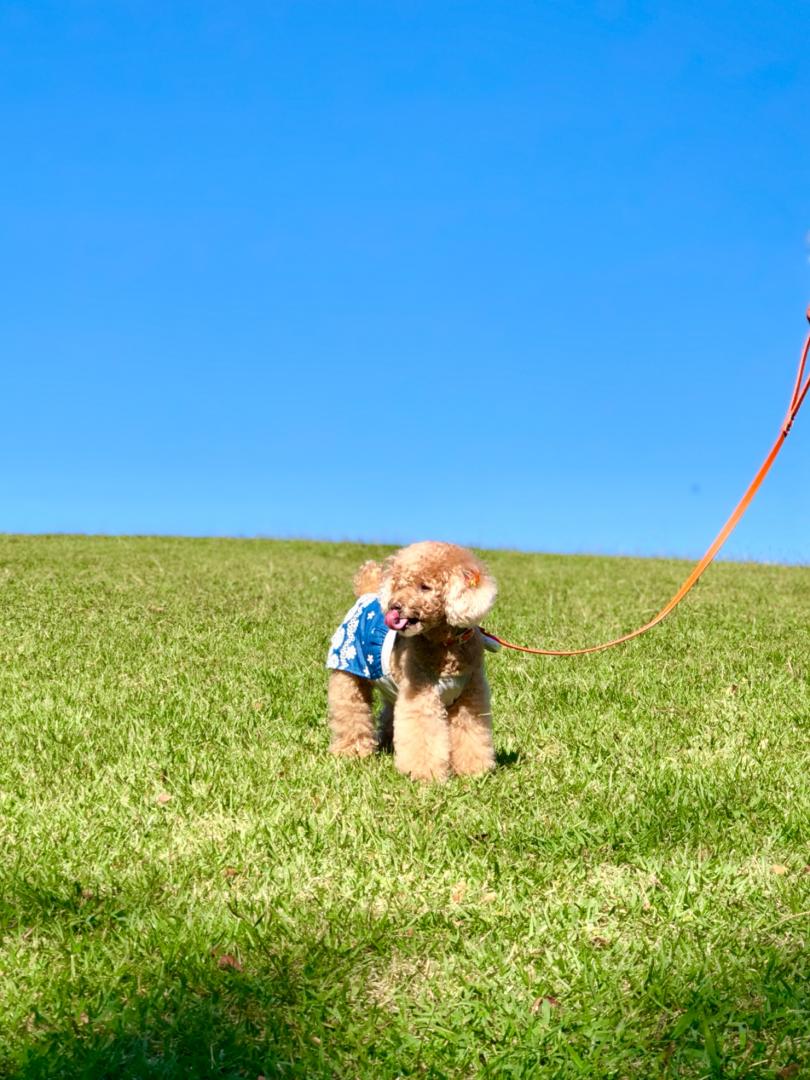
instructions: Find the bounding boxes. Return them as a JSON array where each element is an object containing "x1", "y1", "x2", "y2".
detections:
[{"x1": 0, "y1": 535, "x2": 808, "y2": 1079}]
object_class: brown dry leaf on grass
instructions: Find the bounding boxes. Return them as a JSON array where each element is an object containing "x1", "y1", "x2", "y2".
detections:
[
  {"x1": 214, "y1": 951, "x2": 243, "y2": 972},
  {"x1": 450, "y1": 881, "x2": 467, "y2": 903},
  {"x1": 531, "y1": 995, "x2": 561, "y2": 1013},
  {"x1": 776, "y1": 1065, "x2": 800, "y2": 1080},
  {"x1": 155, "y1": 791, "x2": 172, "y2": 805}
]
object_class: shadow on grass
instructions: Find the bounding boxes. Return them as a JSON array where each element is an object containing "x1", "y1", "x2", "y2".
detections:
[
  {"x1": 5, "y1": 907, "x2": 399, "y2": 1080},
  {"x1": 11, "y1": 973, "x2": 329, "y2": 1079},
  {"x1": 5, "y1": 893, "x2": 809, "y2": 1079},
  {"x1": 495, "y1": 748, "x2": 523, "y2": 768},
  {"x1": 11, "y1": 938, "x2": 808, "y2": 1080}
]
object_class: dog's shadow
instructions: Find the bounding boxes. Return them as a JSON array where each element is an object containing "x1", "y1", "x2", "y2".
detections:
[{"x1": 495, "y1": 748, "x2": 522, "y2": 769}]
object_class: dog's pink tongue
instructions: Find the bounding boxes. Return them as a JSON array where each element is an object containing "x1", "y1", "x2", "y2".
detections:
[{"x1": 385, "y1": 610, "x2": 408, "y2": 631}]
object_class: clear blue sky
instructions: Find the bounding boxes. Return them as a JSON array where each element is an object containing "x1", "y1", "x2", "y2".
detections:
[{"x1": 2, "y1": 1, "x2": 809, "y2": 561}]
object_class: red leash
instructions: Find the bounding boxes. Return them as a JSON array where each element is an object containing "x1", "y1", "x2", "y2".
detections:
[{"x1": 481, "y1": 305, "x2": 810, "y2": 657}]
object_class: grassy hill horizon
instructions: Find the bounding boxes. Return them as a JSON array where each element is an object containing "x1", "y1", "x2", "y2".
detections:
[
  {"x1": 6, "y1": 531, "x2": 809, "y2": 569},
  {"x1": 1, "y1": 535, "x2": 808, "y2": 1077}
]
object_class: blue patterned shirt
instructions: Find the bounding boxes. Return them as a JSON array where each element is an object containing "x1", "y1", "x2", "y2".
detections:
[{"x1": 326, "y1": 594, "x2": 394, "y2": 680}]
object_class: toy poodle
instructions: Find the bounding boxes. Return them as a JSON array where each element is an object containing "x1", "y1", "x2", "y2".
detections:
[{"x1": 326, "y1": 541, "x2": 499, "y2": 782}]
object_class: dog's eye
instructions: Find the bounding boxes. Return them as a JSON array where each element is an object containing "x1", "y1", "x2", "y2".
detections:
[{"x1": 420, "y1": 583, "x2": 431, "y2": 592}]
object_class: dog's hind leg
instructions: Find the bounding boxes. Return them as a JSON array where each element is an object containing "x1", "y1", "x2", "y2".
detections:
[
  {"x1": 328, "y1": 671, "x2": 377, "y2": 757},
  {"x1": 447, "y1": 671, "x2": 495, "y2": 777}
]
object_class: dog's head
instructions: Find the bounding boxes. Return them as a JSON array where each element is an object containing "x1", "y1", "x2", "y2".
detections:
[{"x1": 379, "y1": 541, "x2": 497, "y2": 637}]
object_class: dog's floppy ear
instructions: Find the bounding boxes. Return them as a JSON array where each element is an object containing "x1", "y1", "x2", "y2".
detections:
[{"x1": 444, "y1": 562, "x2": 497, "y2": 627}]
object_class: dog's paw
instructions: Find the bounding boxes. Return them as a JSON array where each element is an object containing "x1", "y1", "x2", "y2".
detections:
[
  {"x1": 330, "y1": 736, "x2": 377, "y2": 758},
  {"x1": 452, "y1": 759, "x2": 495, "y2": 778},
  {"x1": 450, "y1": 747, "x2": 496, "y2": 777},
  {"x1": 394, "y1": 754, "x2": 450, "y2": 783}
]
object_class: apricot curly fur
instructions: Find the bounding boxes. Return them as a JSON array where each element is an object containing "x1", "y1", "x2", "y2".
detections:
[{"x1": 352, "y1": 560, "x2": 383, "y2": 597}]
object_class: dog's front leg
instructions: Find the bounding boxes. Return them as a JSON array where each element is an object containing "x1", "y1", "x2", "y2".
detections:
[
  {"x1": 446, "y1": 670, "x2": 495, "y2": 777},
  {"x1": 393, "y1": 686, "x2": 450, "y2": 782},
  {"x1": 327, "y1": 670, "x2": 377, "y2": 757}
]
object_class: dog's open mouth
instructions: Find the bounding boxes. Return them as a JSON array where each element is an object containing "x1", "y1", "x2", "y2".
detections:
[{"x1": 384, "y1": 609, "x2": 420, "y2": 632}]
